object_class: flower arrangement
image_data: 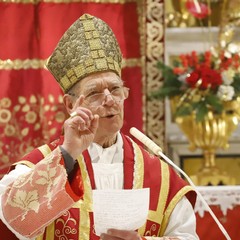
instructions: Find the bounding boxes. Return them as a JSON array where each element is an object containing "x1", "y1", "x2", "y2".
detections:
[{"x1": 152, "y1": 50, "x2": 240, "y2": 121}]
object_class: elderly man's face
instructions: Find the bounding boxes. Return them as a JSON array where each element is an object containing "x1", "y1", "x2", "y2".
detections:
[{"x1": 76, "y1": 72, "x2": 127, "y2": 138}]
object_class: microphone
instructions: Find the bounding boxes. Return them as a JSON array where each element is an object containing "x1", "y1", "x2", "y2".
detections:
[
  {"x1": 130, "y1": 127, "x2": 231, "y2": 240},
  {"x1": 129, "y1": 127, "x2": 162, "y2": 155}
]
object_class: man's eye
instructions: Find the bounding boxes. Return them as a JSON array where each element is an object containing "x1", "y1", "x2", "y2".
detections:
[
  {"x1": 110, "y1": 86, "x2": 122, "y2": 91},
  {"x1": 86, "y1": 91, "x2": 100, "y2": 97}
]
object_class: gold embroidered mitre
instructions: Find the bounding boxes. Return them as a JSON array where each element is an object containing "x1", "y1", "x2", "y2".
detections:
[{"x1": 46, "y1": 14, "x2": 122, "y2": 93}]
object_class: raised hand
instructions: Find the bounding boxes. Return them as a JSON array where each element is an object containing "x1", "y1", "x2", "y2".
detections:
[{"x1": 62, "y1": 95, "x2": 99, "y2": 159}]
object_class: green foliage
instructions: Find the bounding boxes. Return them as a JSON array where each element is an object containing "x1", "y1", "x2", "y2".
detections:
[
  {"x1": 151, "y1": 53, "x2": 240, "y2": 122},
  {"x1": 150, "y1": 62, "x2": 183, "y2": 99},
  {"x1": 232, "y1": 74, "x2": 240, "y2": 95}
]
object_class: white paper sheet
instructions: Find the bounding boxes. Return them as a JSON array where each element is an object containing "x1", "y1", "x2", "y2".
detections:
[{"x1": 92, "y1": 188, "x2": 149, "y2": 236}]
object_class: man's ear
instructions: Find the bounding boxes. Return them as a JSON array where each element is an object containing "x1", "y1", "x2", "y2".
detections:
[{"x1": 63, "y1": 94, "x2": 74, "y2": 114}]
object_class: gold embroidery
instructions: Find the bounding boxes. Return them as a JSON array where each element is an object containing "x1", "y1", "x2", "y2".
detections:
[
  {"x1": 0, "y1": 58, "x2": 142, "y2": 70},
  {"x1": 76, "y1": 155, "x2": 93, "y2": 211},
  {"x1": 12, "y1": 160, "x2": 35, "y2": 169},
  {"x1": 35, "y1": 234, "x2": 44, "y2": 240},
  {"x1": 25, "y1": 111, "x2": 37, "y2": 124},
  {"x1": 44, "y1": 221, "x2": 55, "y2": 239},
  {"x1": 0, "y1": 98, "x2": 11, "y2": 108},
  {"x1": 154, "y1": 161, "x2": 169, "y2": 236},
  {"x1": 5, "y1": 149, "x2": 64, "y2": 220},
  {"x1": 122, "y1": 58, "x2": 143, "y2": 68},
  {"x1": 128, "y1": 137, "x2": 146, "y2": 236},
  {"x1": 79, "y1": 203, "x2": 91, "y2": 239},
  {"x1": 0, "y1": 109, "x2": 11, "y2": 123},
  {"x1": 0, "y1": 0, "x2": 136, "y2": 3},
  {"x1": 160, "y1": 185, "x2": 194, "y2": 235},
  {"x1": 139, "y1": 160, "x2": 170, "y2": 237},
  {"x1": 55, "y1": 210, "x2": 78, "y2": 239},
  {"x1": 77, "y1": 156, "x2": 92, "y2": 239},
  {"x1": 145, "y1": 223, "x2": 157, "y2": 237},
  {"x1": 0, "y1": 59, "x2": 46, "y2": 69},
  {"x1": 128, "y1": 137, "x2": 144, "y2": 189},
  {"x1": 8, "y1": 189, "x2": 40, "y2": 220},
  {"x1": 35, "y1": 167, "x2": 61, "y2": 207},
  {"x1": 46, "y1": 14, "x2": 123, "y2": 93},
  {"x1": 0, "y1": 94, "x2": 67, "y2": 166},
  {"x1": 4, "y1": 124, "x2": 15, "y2": 137},
  {"x1": 38, "y1": 145, "x2": 52, "y2": 158}
]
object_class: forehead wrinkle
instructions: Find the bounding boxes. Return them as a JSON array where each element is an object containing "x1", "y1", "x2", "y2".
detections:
[{"x1": 83, "y1": 77, "x2": 123, "y2": 91}]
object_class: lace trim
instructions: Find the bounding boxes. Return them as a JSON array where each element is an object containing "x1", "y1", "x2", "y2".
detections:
[{"x1": 194, "y1": 186, "x2": 240, "y2": 217}]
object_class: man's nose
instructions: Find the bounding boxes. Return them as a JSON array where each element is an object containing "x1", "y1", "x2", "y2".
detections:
[{"x1": 103, "y1": 89, "x2": 114, "y2": 105}]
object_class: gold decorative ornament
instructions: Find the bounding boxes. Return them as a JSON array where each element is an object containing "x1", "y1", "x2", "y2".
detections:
[
  {"x1": 171, "y1": 97, "x2": 240, "y2": 185},
  {"x1": 0, "y1": 94, "x2": 67, "y2": 172},
  {"x1": 0, "y1": 58, "x2": 141, "y2": 70},
  {"x1": 0, "y1": 59, "x2": 46, "y2": 70},
  {"x1": 153, "y1": 45, "x2": 240, "y2": 185},
  {"x1": 218, "y1": 0, "x2": 240, "y2": 51},
  {"x1": 163, "y1": 0, "x2": 240, "y2": 185},
  {"x1": 167, "y1": 0, "x2": 224, "y2": 27},
  {"x1": 46, "y1": 14, "x2": 122, "y2": 93},
  {"x1": 0, "y1": 0, "x2": 136, "y2": 3},
  {"x1": 145, "y1": 1, "x2": 165, "y2": 148}
]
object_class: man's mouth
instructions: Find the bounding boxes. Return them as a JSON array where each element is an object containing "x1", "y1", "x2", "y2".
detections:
[{"x1": 100, "y1": 114, "x2": 117, "y2": 118}]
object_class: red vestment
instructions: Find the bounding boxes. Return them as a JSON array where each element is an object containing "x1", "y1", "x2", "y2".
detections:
[{"x1": 1, "y1": 133, "x2": 196, "y2": 239}]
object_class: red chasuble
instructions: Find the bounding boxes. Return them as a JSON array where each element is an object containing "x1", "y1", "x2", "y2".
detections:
[{"x1": 1, "y1": 133, "x2": 196, "y2": 239}]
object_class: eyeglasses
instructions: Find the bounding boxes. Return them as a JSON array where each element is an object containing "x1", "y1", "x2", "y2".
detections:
[{"x1": 69, "y1": 86, "x2": 129, "y2": 107}]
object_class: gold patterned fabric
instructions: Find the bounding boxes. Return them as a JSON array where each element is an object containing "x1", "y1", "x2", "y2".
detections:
[
  {"x1": 1, "y1": 147, "x2": 83, "y2": 238},
  {"x1": 46, "y1": 13, "x2": 122, "y2": 93}
]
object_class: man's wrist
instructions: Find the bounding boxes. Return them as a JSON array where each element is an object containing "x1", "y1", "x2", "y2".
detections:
[{"x1": 59, "y1": 145, "x2": 77, "y2": 175}]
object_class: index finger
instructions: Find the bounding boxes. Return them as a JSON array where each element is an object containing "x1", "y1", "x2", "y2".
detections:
[{"x1": 72, "y1": 95, "x2": 85, "y2": 111}]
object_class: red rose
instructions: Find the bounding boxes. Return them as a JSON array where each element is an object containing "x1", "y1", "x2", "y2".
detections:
[
  {"x1": 186, "y1": 66, "x2": 222, "y2": 89},
  {"x1": 186, "y1": 71, "x2": 200, "y2": 88},
  {"x1": 200, "y1": 66, "x2": 222, "y2": 89}
]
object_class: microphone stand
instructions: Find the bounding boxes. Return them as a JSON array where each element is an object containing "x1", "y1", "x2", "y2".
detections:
[{"x1": 130, "y1": 127, "x2": 231, "y2": 240}]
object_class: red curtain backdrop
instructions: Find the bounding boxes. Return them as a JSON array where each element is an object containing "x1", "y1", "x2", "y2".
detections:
[{"x1": 0, "y1": 1, "x2": 145, "y2": 177}]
